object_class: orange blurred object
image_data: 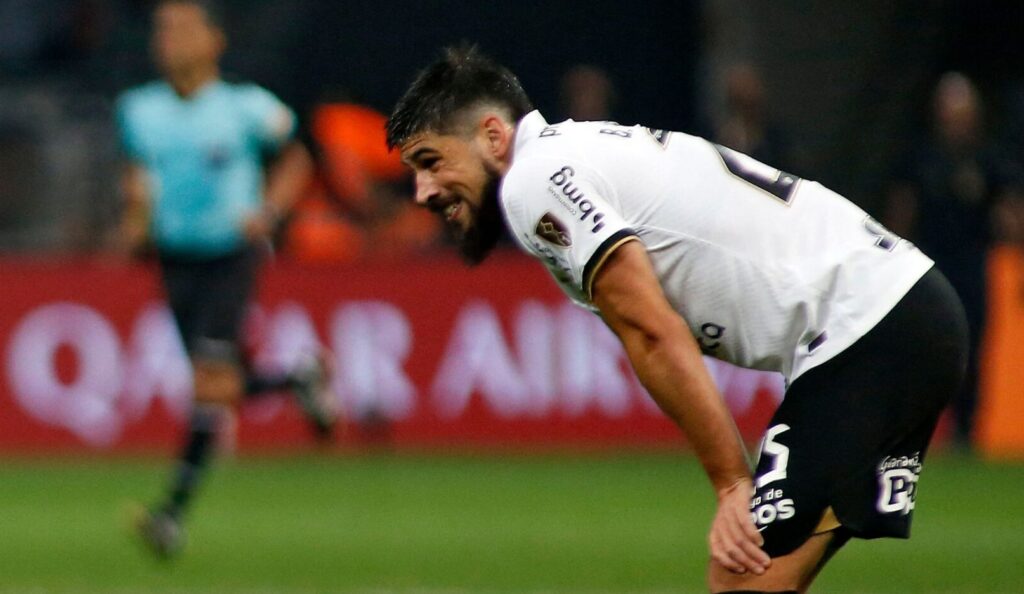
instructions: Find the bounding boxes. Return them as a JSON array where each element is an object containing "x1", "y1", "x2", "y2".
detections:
[
  {"x1": 313, "y1": 103, "x2": 407, "y2": 181},
  {"x1": 282, "y1": 182, "x2": 365, "y2": 264},
  {"x1": 313, "y1": 103, "x2": 407, "y2": 209},
  {"x1": 283, "y1": 103, "x2": 441, "y2": 264},
  {"x1": 977, "y1": 245, "x2": 1024, "y2": 459}
]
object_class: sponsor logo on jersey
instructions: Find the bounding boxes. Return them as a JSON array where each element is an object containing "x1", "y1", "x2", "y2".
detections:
[
  {"x1": 206, "y1": 144, "x2": 231, "y2": 169},
  {"x1": 548, "y1": 166, "x2": 606, "y2": 233},
  {"x1": 536, "y1": 213, "x2": 572, "y2": 248},
  {"x1": 876, "y1": 452, "x2": 921, "y2": 515},
  {"x1": 751, "y1": 424, "x2": 796, "y2": 531}
]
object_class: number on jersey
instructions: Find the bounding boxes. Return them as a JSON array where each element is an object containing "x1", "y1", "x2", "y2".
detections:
[
  {"x1": 711, "y1": 143, "x2": 800, "y2": 204},
  {"x1": 597, "y1": 124, "x2": 673, "y2": 148},
  {"x1": 864, "y1": 216, "x2": 900, "y2": 251}
]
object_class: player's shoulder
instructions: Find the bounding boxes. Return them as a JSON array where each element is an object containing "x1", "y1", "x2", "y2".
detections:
[
  {"x1": 512, "y1": 112, "x2": 688, "y2": 184},
  {"x1": 222, "y1": 79, "x2": 267, "y2": 95},
  {"x1": 221, "y1": 80, "x2": 283, "y2": 106},
  {"x1": 514, "y1": 113, "x2": 606, "y2": 154},
  {"x1": 502, "y1": 153, "x2": 620, "y2": 250},
  {"x1": 117, "y1": 80, "x2": 172, "y2": 109},
  {"x1": 507, "y1": 113, "x2": 600, "y2": 185},
  {"x1": 502, "y1": 150, "x2": 592, "y2": 217},
  {"x1": 499, "y1": 154, "x2": 544, "y2": 234},
  {"x1": 115, "y1": 82, "x2": 177, "y2": 130},
  {"x1": 504, "y1": 152, "x2": 564, "y2": 194}
]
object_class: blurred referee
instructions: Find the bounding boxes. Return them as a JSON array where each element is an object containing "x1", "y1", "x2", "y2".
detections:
[{"x1": 116, "y1": 0, "x2": 335, "y2": 558}]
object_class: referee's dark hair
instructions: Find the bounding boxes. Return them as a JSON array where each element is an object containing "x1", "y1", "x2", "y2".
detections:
[{"x1": 386, "y1": 44, "x2": 533, "y2": 150}]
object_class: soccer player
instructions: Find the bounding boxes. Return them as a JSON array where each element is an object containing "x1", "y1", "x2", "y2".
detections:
[
  {"x1": 116, "y1": 0, "x2": 336, "y2": 557},
  {"x1": 385, "y1": 47, "x2": 968, "y2": 593}
]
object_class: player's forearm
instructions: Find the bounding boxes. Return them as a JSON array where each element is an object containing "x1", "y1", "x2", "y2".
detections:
[
  {"x1": 119, "y1": 164, "x2": 151, "y2": 247},
  {"x1": 263, "y1": 141, "x2": 314, "y2": 218},
  {"x1": 622, "y1": 326, "x2": 752, "y2": 492}
]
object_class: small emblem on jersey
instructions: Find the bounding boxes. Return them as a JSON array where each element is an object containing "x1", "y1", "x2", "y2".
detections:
[
  {"x1": 876, "y1": 452, "x2": 921, "y2": 515},
  {"x1": 536, "y1": 213, "x2": 572, "y2": 247},
  {"x1": 206, "y1": 144, "x2": 231, "y2": 169}
]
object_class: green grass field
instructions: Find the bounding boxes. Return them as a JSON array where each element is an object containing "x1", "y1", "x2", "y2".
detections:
[{"x1": 0, "y1": 453, "x2": 1021, "y2": 593}]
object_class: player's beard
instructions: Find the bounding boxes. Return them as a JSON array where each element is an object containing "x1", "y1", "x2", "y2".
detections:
[{"x1": 454, "y1": 163, "x2": 504, "y2": 265}]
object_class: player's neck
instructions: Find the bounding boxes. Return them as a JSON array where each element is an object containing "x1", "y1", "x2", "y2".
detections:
[{"x1": 167, "y1": 65, "x2": 220, "y2": 99}]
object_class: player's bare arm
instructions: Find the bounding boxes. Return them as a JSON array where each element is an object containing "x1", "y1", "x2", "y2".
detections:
[
  {"x1": 590, "y1": 239, "x2": 770, "y2": 576},
  {"x1": 245, "y1": 140, "x2": 314, "y2": 241},
  {"x1": 117, "y1": 162, "x2": 151, "y2": 255}
]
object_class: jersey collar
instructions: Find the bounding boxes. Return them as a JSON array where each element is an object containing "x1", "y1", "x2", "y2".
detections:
[
  {"x1": 512, "y1": 110, "x2": 549, "y2": 161},
  {"x1": 164, "y1": 77, "x2": 224, "y2": 102}
]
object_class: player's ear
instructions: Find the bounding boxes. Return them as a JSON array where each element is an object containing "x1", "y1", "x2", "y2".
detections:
[{"x1": 480, "y1": 114, "x2": 513, "y2": 161}]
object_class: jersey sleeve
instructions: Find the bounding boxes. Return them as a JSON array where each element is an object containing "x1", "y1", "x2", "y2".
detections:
[
  {"x1": 240, "y1": 85, "x2": 297, "y2": 151},
  {"x1": 501, "y1": 157, "x2": 639, "y2": 304}
]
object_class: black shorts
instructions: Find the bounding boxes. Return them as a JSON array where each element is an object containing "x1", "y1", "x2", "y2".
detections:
[
  {"x1": 159, "y1": 247, "x2": 259, "y2": 362},
  {"x1": 752, "y1": 267, "x2": 969, "y2": 557}
]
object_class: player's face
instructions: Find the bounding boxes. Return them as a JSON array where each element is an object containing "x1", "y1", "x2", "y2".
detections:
[
  {"x1": 400, "y1": 131, "x2": 504, "y2": 263},
  {"x1": 152, "y1": 2, "x2": 224, "y2": 76}
]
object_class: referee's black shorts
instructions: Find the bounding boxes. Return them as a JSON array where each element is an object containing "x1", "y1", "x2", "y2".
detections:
[
  {"x1": 158, "y1": 247, "x2": 260, "y2": 363},
  {"x1": 751, "y1": 266, "x2": 969, "y2": 557}
]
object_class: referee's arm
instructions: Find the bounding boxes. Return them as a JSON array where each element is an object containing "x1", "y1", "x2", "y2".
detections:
[
  {"x1": 591, "y1": 239, "x2": 770, "y2": 576},
  {"x1": 117, "y1": 161, "x2": 151, "y2": 255},
  {"x1": 245, "y1": 139, "x2": 314, "y2": 242}
]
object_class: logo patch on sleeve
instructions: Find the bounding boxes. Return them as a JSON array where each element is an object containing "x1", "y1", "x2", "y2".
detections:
[{"x1": 536, "y1": 212, "x2": 572, "y2": 247}]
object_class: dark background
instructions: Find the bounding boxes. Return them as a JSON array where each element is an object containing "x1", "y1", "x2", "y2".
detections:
[{"x1": 0, "y1": 0, "x2": 1021, "y2": 251}]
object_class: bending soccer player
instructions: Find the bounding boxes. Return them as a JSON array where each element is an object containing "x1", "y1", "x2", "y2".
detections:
[
  {"x1": 386, "y1": 47, "x2": 968, "y2": 593},
  {"x1": 115, "y1": 0, "x2": 337, "y2": 558}
]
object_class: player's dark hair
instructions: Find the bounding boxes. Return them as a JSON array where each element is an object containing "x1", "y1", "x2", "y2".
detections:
[
  {"x1": 386, "y1": 45, "x2": 533, "y2": 150},
  {"x1": 155, "y1": 0, "x2": 225, "y2": 28}
]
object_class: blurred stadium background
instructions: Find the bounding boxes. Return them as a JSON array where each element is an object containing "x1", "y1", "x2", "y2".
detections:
[{"x1": 1, "y1": 0, "x2": 1023, "y2": 592}]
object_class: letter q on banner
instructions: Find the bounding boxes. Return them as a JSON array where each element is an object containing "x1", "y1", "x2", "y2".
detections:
[{"x1": 5, "y1": 302, "x2": 125, "y2": 446}]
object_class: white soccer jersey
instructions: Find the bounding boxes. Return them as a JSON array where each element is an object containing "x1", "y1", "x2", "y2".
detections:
[{"x1": 500, "y1": 111, "x2": 934, "y2": 381}]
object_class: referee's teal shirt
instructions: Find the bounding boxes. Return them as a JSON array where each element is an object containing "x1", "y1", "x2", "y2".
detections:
[{"x1": 116, "y1": 79, "x2": 296, "y2": 257}]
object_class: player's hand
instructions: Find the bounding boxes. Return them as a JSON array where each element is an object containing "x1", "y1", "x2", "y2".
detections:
[{"x1": 709, "y1": 478, "x2": 771, "y2": 575}]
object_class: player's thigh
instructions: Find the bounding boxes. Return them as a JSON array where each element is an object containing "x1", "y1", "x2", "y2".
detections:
[
  {"x1": 748, "y1": 391, "x2": 836, "y2": 558},
  {"x1": 188, "y1": 251, "x2": 258, "y2": 403},
  {"x1": 750, "y1": 376, "x2": 922, "y2": 557},
  {"x1": 159, "y1": 256, "x2": 202, "y2": 350},
  {"x1": 191, "y1": 248, "x2": 259, "y2": 353},
  {"x1": 819, "y1": 268, "x2": 967, "y2": 540}
]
